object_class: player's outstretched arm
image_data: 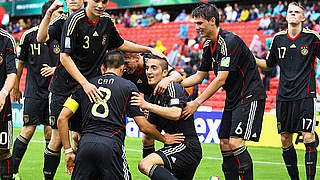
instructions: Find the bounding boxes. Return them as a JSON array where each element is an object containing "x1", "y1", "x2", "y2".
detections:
[
  {"x1": 182, "y1": 71, "x2": 228, "y2": 119},
  {"x1": 181, "y1": 71, "x2": 208, "y2": 88},
  {"x1": 154, "y1": 70, "x2": 183, "y2": 95},
  {"x1": 40, "y1": 64, "x2": 56, "y2": 77},
  {"x1": 12, "y1": 60, "x2": 24, "y2": 103},
  {"x1": 131, "y1": 92, "x2": 182, "y2": 120},
  {"x1": 255, "y1": 57, "x2": 271, "y2": 71},
  {"x1": 0, "y1": 73, "x2": 16, "y2": 111},
  {"x1": 60, "y1": 53, "x2": 103, "y2": 103},
  {"x1": 57, "y1": 107, "x2": 76, "y2": 175},
  {"x1": 134, "y1": 116, "x2": 185, "y2": 144},
  {"x1": 37, "y1": 0, "x2": 64, "y2": 42},
  {"x1": 118, "y1": 40, "x2": 166, "y2": 59}
]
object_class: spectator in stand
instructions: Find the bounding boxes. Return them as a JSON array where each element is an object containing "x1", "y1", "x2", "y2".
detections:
[
  {"x1": 258, "y1": 14, "x2": 271, "y2": 30},
  {"x1": 175, "y1": 9, "x2": 188, "y2": 22},
  {"x1": 312, "y1": 20, "x2": 320, "y2": 33},
  {"x1": 303, "y1": 19, "x2": 313, "y2": 29},
  {"x1": 147, "y1": 14, "x2": 156, "y2": 26},
  {"x1": 162, "y1": 11, "x2": 170, "y2": 24},
  {"x1": 146, "y1": 6, "x2": 156, "y2": 17},
  {"x1": 233, "y1": 3, "x2": 241, "y2": 21},
  {"x1": 258, "y1": 3, "x2": 266, "y2": 18},
  {"x1": 264, "y1": 17, "x2": 279, "y2": 35},
  {"x1": 224, "y1": 3, "x2": 233, "y2": 22},
  {"x1": 168, "y1": 44, "x2": 179, "y2": 66},
  {"x1": 231, "y1": 8, "x2": 238, "y2": 22},
  {"x1": 155, "y1": 9, "x2": 163, "y2": 22},
  {"x1": 130, "y1": 11, "x2": 138, "y2": 27},
  {"x1": 12, "y1": 22, "x2": 22, "y2": 33},
  {"x1": 136, "y1": 11, "x2": 143, "y2": 25},
  {"x1": 218, "y1": 8, "x2": 225, "y2": 22},
  {"x1": 26, "y1": 18, "x2": 32, "y2": 29},
  {"x1": 124, "y1": 9, "x2": 130, "y2": 28},
  {"x1": 155, "y1": 40, "x2": 167, "y2": 55},
  {"x1": 140, "y1": 15, "x2": 149, "y2": 27},
  {"x1": 281, "y1": 1, "x2": 289, "y2": 14},
  {"x1": 249, "y1": 34, "x2": 266, "y2": 59},
  {"x1": 238, "y1": 7, "x2": 249, "y2": 22},
  {"x1": 266, "y1": 3, "x2": 273, "y2": 16},
  {"x1": 273, "y1": 1, "x2": 284, "y2": 15},
  {"x1": 249, "y1": 4, "x2": 259, "y2": 20}
]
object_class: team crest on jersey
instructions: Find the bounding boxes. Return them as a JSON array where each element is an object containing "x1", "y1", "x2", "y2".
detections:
[
  {"x1": 0, "y1": 52, "x2": 3, "y2": 66},
  {"x1": 102, "y1": 34, "x2": 108, "y2": 45},
  {"x1": 53, "y1": 44, "x2": 60, "y2": 54},
  {"x1": 300, "y1": 46, "x2": 309, "y2": 56}
]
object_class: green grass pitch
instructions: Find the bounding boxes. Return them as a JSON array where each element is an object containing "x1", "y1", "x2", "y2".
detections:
[{"x1": 13, "y1": 127, "x2": 319, "y2": 179}]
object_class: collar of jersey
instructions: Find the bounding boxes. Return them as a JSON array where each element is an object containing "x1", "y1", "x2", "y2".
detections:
[
  {"x1": 287, "y1": 27, "x2": 302, "y2": 40},
  {"x1": 84, "y1": 8, "x2": 100, "y2": 27},
  {"x1": 210, "y1": 27, "x2": 220, "y2": 53}
]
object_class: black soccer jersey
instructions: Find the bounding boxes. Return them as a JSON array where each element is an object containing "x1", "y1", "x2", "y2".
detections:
[
  {"x1": 123, "y1": 57, "x2": 176, "y2": 96},
  {"x1": 19, "y1": 26, "x2": 59, "y2": 99},
  {"x1": 47, "y1": 13, "x2": 68, "y2": 44},
  {"x1": 0, "y1": 28, "x2": 17, "y2": 89},
  {"x1": 64, "y1": 73, "x2": 143, "y2": 142},
  {"x1": 147, "y1": 82, "x2": 198, "y2": 138},
  {"x1": 266, "y1": 28, "x2": 320, "y2": 101},
  {"x1": 50, "y1": 9, "x2": 124, "y2": 95},
  {"x1": 199, "y1": 28, "x2": 266, "y2": 110}
]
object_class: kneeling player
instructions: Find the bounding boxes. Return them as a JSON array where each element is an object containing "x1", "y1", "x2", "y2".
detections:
[
  {"x1": 131, "y1": 55, "x2": 202, "y2": 180},
  {"x1": 58, "y1": 50, "x2": 183, "y2": 179}
]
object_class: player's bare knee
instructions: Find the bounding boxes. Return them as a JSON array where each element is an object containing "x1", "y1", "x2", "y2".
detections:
[
  {"x1": 138, "y1": 159, "x2": 150, "y2": 175},
  {"x1": 219, "y1": 138, "x2": 231, "y2": 150},
  {"x1": 20, "y1": 126, "x2": 36, "y2": 139},
  {"x1": 229, "y1": 138, "x2": 245, "y2": 150},
  {"x1": 72, "y1": 132, "x2": 79, "y2": 142},
  {"x1": 44, "y1": 126, "x2": 52, "y2": 139},
  {"x1": 142, "y1": 136, "x2": 154, "y2": 146},
  {"x1": 302, "y1": 132, "x2": 315, "y2": 143},
  {"x1": 281, "y1": 133, "x2": 293, "y2": 148}
]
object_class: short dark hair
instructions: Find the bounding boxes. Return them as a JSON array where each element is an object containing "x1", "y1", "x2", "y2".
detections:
[
  {"x1": 192, "y1": 3, "x2": 219, "y2": 27},
  {"x1": 142, "y1": 53, "x2": 168, "y2": 71},
  {"x1": 104, "y1": 50, "x2": 125, "y2": 69},
  {"x1": 42, "y1": 0, "x2": 55, "y2": 19}
]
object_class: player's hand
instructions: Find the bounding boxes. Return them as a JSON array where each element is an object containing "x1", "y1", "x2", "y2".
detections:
[
  {"x1": 65, "y1": 152, "x2": 75, "y2": 175},
  {"x1": 143, "y1": 109, "x2": 149, "y2": 119},
  {"x1": 130, "y1": 92, "x2": 149, "y2": 109},
  {"x1": 154, "y1": 77, "x2": 171, "y2": 95},
  {"x1": 82, "y1": 82, "x2": 103, "y2": 103},
  {"x1": 0, "y1": 91, "x2": 6, "y2": 112},
  {"x1": 163, "y1": 133, "x2": 185, "y2": 144},
  {"x1": 48, "y1": 0, "x2": 64, "y2": 15},
  {"x1": 41, "y1": 64, "x2": 55, "y2": 77},
  {"x1": 12, "y1": 89, "x2": 22, "y2": 103},
  {"x1": 149, "y1": 48, "x2": 168, "y2": 61},
  {"x1": 181, "y1": 101, "x2": 200, "y2": 120}
]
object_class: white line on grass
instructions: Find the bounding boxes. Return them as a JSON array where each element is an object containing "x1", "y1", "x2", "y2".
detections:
[{"x1": 31, "y1": 140, "x2": 320, "y2": 168}]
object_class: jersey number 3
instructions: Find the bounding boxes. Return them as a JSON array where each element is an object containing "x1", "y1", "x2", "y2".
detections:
[
  {"x1": 91, "y1": 87, "x2": 111, "y2": 118},
  {"x1": 83, "y1": 36, "x2": 90, "y2": 49}
]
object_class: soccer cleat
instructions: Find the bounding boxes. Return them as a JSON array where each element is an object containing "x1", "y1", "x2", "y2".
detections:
[{"x1": 13, "y1": 173, "x2": 22, "y2": 180}]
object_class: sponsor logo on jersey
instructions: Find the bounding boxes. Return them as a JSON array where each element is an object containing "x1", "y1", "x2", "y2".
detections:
[
  {"x1": 93, "y1": 31, "x2": 99, "y2": 36},
  {"x1": 53, "y1": 44, "x2": 60, "y2": 54},
  {"x1": 290, "y1": 44, "x2": 296, "y2": 48},
  {"x1": 0, "y1": 52, "x2": 3, "y2": 65},
  {"x1": 137, "y1": 79, "x2": 142, "y2": 84},
  {"x1": 221, "y1": 57, "x2": 230, "y2": 67},
  {"x1": 300, "y1": 46, "x2": 309, "y2": 56}
]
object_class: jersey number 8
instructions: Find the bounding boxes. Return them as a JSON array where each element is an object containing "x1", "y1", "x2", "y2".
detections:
[{"x1": 91, "y1": 87, "x2": 111, "y2": 118}]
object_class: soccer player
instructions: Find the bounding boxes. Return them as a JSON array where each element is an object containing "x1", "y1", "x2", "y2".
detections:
[
  {"x1": 122, "y1": 52, "x2": 183, "y2": 158},
  {"x1": 256, "y1": 2, "x2": 320, "y2": 180},
  {"x1": 11, "y1": 1, "x2": 63, "y2": 179},
  {"x1": 130, "y1": 55, "x2": 202, "y2": 180},
  {"x1": 0, "y1": 28, "x2": 17, "y2": 180},
  {"x1": 58, "y1": 50, "x2": 184, "y2": 179},
  {"x1": 181, "y1": 3, "x2": 266, "y2": 180}
]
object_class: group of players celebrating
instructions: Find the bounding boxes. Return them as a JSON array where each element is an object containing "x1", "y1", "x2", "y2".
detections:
[{"x1": 0, "y1": 0, "x2": 319, "y2": 179}]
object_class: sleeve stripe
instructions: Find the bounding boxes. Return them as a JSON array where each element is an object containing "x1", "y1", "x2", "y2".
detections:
[
  {"x1": 0, "y1": 29, "x2": 17, "y2": 54},
  {"x1": 168, "y1": 82, "x2": 176, "y2": 98},
  {"x1": 67, "y1": 11, "x2": 85, "y2": 36},
  {"x1": 63, "y1": 97, "x2": 79, "y2": 113}
]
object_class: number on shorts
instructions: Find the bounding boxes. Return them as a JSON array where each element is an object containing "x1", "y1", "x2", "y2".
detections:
[
  {"x1": 302, "y1": 118, "x2": 312, "y2": 130},
  {"x1": 235, "y1": 122, "x2": 243, "y2": 135},
  {"x1": 0, "y1": 132, "x2": 7, "y2": 145},
  {"x1": 91, "y1": 87, "x2": 111, "y2": 118}
]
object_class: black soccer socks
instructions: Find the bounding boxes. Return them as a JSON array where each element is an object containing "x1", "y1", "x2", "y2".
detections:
[
  {"x1": 143, "y1": 145, "x2": 155, "y2": 158},
  {"x1": 233, "y1": 146, "x2": 253, "y2": 180},
  {"x1": 305, "y1": 141, "x2": 317, "y2": 180},
  {"x1": 221, "y1": 150, "x2": 239, "y2": 180},
  {"x1": 43, "y1": 147, "x2": 61, "y2": 180},
  {"x1": 12, "y1": 134, "x2": 29, "y2": 174},
  {"x1": 282, "y1": 144, "x2": 299, "y2": 180},
  {"x1": 0, "y1": 156, "x2": 13, "y2": 180},
  {"x1": 148, "y1": 165, "x2": 177, "y2": 180}
]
